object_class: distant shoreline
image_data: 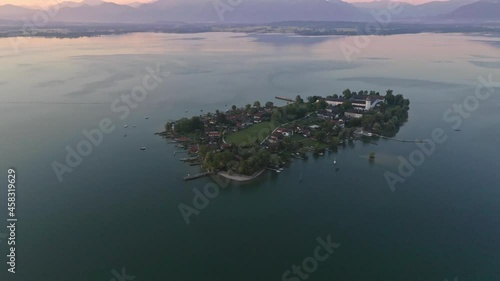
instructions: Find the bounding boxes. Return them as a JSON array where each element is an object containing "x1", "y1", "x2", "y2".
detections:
[{"x1": 1, "y1": 22, "x2": 498, "y2": 40}]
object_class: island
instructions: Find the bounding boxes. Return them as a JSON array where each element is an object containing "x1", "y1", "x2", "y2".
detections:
[{"x1": 158, "y1": 89, "x2": 410, "y2": 181}]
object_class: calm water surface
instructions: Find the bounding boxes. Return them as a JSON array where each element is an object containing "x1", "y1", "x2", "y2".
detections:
[{"x1": 0, "y1": 32, "x2": 499, "y2": 281}]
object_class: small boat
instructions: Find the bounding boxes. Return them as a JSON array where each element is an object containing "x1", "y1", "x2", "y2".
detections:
[
  {"x1": 133, "y1": 125, "x2": 136, "y2": 128},
  {"x1": 146, "y1": 117, "x2": 149, "y2": 119},
  {"x1": 454, "y1": 129, "x2": 461, "y2": 132},
  {"x1": 124, "y1": 124, "x2": 129, "y2": 128},
  {"x1": 279, "y1": 168, "x2": 284, "y2": 171},
  {"x1": 185, "y1": 110, "x2": 188, "y2": 113},
  {"x1": 140, "y1": 146, "x2": 146, "y2": 150},
  {"x1": 124, "y1": 134, "x2": 127, "y2": 137},
  {"x1": 333, "y1": 157, "x2": 337, "y2": 165}
]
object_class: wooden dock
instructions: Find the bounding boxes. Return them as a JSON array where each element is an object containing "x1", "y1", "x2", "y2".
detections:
[
  {"x1": 275, "y1": 96, "x2": 295, "y2": 102},
  {"x1": 183, "y1": 172, "x2": 210, "y2": 181},
  {"x1": 180, "y1": 156, "x2": 199, "y2": 162},
  {"x1": 372, "y1": 134, "x2": 427, "y2": 143}
]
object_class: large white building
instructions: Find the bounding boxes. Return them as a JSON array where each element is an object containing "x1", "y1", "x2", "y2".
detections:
[{"x1": 326, "y1": 95, "x2": 385, "y2": 111}]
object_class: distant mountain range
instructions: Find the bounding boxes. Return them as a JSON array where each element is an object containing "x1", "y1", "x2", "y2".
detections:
[
  {"x1": 0, "y1": 0, "x2": 498, "y2": 24},
  {"x1": 446, "y1": 0, "x2": 500, "y2": 20}
]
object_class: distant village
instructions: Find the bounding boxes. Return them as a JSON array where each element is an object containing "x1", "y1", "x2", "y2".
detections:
[{"x1": 159, "y1": 89, "x2": 410, "y2": 180}]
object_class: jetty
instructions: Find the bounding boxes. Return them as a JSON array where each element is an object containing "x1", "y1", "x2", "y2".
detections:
[
  {"x1": 183, "y1": 172, "x2": 210, "y2": 181},
  {"x1": 372, "y1": 133, "x2": 427, "y2": 143},
  {"x1": 266, "y1": 167, "x2": 282, "y2": 173},
  {"x1": 275, "y1": 96, "x2": 295, "y2": 102},
  {"x1": 180, "y1": 156, "x2": 199, "y2": 162}
]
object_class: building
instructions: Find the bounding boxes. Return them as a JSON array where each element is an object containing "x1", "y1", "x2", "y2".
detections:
[
  {"x1": 345, "y1": 110, "x2": 364, "y2": 119},
  {"x1": 275, "y1": 128, "x2": 293, "y2": 137},
  {"x1": 207, "y1": 131, "x2": 220, "y2": 138},
  {"x1": 326, "y1": 95, "x2": 385, "y2": 111}
]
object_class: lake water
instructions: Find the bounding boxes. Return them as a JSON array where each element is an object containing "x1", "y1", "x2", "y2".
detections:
[{"x1": 0, "y1": 32, "x2": 500, "y2": 281}]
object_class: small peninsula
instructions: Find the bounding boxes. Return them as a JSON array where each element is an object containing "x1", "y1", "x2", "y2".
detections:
[{"x1": 159, "y1": 89, "x2": 410, "y2": 181}]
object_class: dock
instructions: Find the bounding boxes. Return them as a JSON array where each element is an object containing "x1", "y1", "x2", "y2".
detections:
[
  {"x1": 183, "y1": 172, "x2": 210, "y2": 181},
  {"x1": 372, "y1": 133, "x2": 427, "y2": 143},
  {"x1": 180, "y1": 156, "x2": 199, "y2": 162},
  {"x1": 266, "y1": 168, "x2": 282, "y2": 173},
  {"x1": 275, "y1": 96, "x2": 295, "y2": 103}
]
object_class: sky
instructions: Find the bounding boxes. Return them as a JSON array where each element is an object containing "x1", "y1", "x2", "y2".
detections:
[{"x1": 3, "y1": 0, "x2": 452, "y2": 7}]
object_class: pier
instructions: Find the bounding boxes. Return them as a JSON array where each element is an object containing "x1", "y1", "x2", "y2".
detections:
[
  {"x1": 183, "y1": 172, "x2": 210, "y2": 181},
  {"x1": 275, "y1": 96, "x2": 295, "y2": 103},
  {"x1": 180, "y1": 156, "x2": 199, "y2": 162},
  {"x1": 372, "y1": 133, "x2": 427, "y2": 143}
]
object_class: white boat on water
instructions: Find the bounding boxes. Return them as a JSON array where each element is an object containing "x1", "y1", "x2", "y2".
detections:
[
  {"x1": 124, "y1": 124, "x2": 129, "y2": 128},
  {"x1": 334, "y1": 157, "x2": 337, "y2": 165},
  {"x1": 140, "y1": 146, "x2": 146, "y2": 150}
]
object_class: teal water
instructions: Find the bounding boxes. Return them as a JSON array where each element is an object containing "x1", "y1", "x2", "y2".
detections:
[{"x1": 0, "y1": 32, "x2": 500, "y2": 281}]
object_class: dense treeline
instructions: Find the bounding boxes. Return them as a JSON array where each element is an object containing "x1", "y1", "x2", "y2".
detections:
[{"x1": 199, "y1": 145, "x2": 271, "y2": 175}]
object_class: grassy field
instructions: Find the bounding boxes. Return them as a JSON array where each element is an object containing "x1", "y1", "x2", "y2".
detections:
[
  {"x1": 290, "y1": 134, "x2": 329, "y2": 149},
  {"x1": 226, "y1": 121, "x2": 278, "y2": 145}
]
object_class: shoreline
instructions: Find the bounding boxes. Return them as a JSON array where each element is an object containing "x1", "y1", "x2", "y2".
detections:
[{"x1": 217, "y1": 169, "x2": 266, "y2": 182}]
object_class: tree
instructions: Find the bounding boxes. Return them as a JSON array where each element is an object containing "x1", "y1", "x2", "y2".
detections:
[
  {"x1": 342, "y1": 89, "x2": 352, "y2": 99},
  {"x1": 315, "y1": 131, "x2": 327, "y2": 142},
  {"x1": 216, "y1": 112, "x2": 227, "y2": 124},
  {"x1": 361, "y1": 114, "x2": 376, "y2": 129},
  {"x1": 369, "y1": 152, "x2": 375, "y2": 161},
  {"x1": 245, "y1": 104, "x2": 251, "y2": 111},
  {"x1": 295, "y1": 95, "x2": 304, "y2": 104},
  {"x1": 316, "y1": 99, "x2": 328, "y2": 110},
  {"x1": 265, "y1": 101, "x2": 274, "y2": 108},
  {"x1": 307, "y1": 96, "x2": 321, "y2": 103},
  {"x1": 271, "y1": 108, "x2": 283, "y2": 124},
  {"x1": 253, "y1": 101, "x2": 261, "y2": 108},
  {"x1": 231, "y1": 105, "x2": 237, "y2": 111},
  {"x1": 385, "y1": 89, "x2": 395, "y2": 105}
]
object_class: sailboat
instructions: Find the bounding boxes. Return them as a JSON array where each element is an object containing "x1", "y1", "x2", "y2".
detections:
[{"x1": 333, "y1": 157, "x2": 337, "y2": 165}]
